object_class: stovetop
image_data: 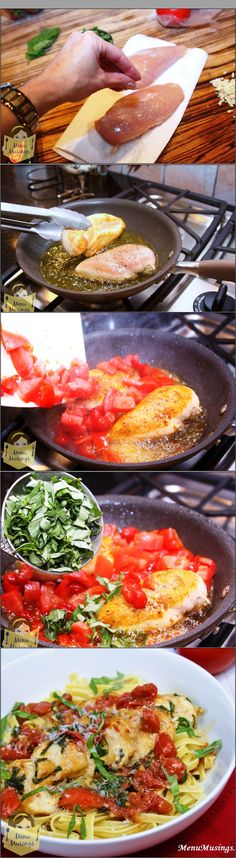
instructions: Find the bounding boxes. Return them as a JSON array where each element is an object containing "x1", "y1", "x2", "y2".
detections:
[
  {"x1": 1, "y1": 471, "x2": 235, "y2": 647},
  {"x1": 1, "y1": 312, "x2": 235, "y2": 472},
  {"x1": 1, "y1": 168, "x2": 235, "y2": 312}
]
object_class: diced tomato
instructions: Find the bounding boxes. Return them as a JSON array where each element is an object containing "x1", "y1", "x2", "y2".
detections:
[
  {"x1": 86, "y1": 407, "x2": 115, "y2": 432},
  {"x1": 1, "y1": 375, "x2": 19, "y2": 396},
  {"x1": 95, "y1": 555, "x2": 114, "y2": 579},
  {"x1": 58, "y1": 787, "x2": 109, "y2": 811},
  {"x1": 70, "y1": 622, "x2": 93, "y2": 646},
  {"x1": 133, "y1": 531, "x2": 164, "y2": 552},
  {"x1": 24, "y1": 581, "x2": 41, "y2": 604},
  {"x1": 115, "y1": 683, "x2": 157, "y2": 710},
  {"x1": 128, "y1": 789, "x2": 172, "y2": 816},
  {"x1": 63, "y1": 378, "x2": 93, "y2": 398},
  {"x1": 109, "y1": 392, "x2": 136, "y2": 413},
  {"x1": 1, "y1": 330, "x2": 32, "y2": 353},
  {"x1": 120, "y1": 527, "x2": 139, "y2": 543},
  {"x1": 61, "y1": 411, "x2": 85, "y2": 432},
  {"x1": 2, "y1": 571, "x2": 19, "y2": 592},
  {"x1": 57, "y1": 633, "x2": 76, "y2": 647},
  {"x1": 32, "y1": 380, "x2": 63, "y2": 408},
  {"x1": 32, "y1": 356, "x2": 46, "y2": 377},
  {"x1": 39, "y1": 585, "x2": 61, "y2": 614},
  {"x1": 10, "y1": 346, "x2": 34, "y2": 378},
  {"x1": 17, "y1": 564, "x2": 34, "y2": 583},
  {"x1": 1, "y1": 786, "x2": 21, "y2": 818},
  {"x1": 194, "y1": 556, "x2": 216, "y2": 587},
  {"x1": 103, "y1": 524, "x2": 118, "y2": 537},
  {"x1": 1, "y1": 589, "x2": 24, "y2": 616},
  {"x1": 22, "y1": 701, "x2": 52, "y2": 716},
  {"x1": 156, "y1": 8, "x2": 190, "y2": 21},
  {"x1": 160, "y1": 756, "x2": 187, "y2": 782},
  {"x1": 122, "y1": 580, "x2": 147, "y2": 609},
  {"x1": 159, "y1": 528, "x2": 184, "y2": 552},
  {"x1": 155, "y1": 733, "x2": 177, "y2": 758},
  {"x1": 141, "y1": 707, "x2": 160, "y2": 733},
  {"x1": 18, "y1": 376, "x2": 42, "y2": 403}
]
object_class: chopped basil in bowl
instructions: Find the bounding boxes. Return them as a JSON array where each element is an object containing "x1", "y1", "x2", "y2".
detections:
[{"x1": 2, "y1": 473, "x2": 102, "y2": 574}]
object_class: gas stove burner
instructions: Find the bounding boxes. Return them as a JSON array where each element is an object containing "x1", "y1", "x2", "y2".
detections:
[{"x1": 194, "y1": 284, "x2": 235, "y2": 313}]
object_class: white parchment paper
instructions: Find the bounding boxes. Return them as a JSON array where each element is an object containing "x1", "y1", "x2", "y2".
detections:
[{"x1": 54, "y1": 34, "x2": 208, "y2": 164}]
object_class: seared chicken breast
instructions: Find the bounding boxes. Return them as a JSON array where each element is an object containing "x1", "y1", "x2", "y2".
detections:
[
  {"x1": 109, "y1": 384, "x2": 200, "y2": 461},
  {"x1": 98, "y1": 569, "x2": 209, "y2": 633},
  {"x1": 75, "y1": 244, "x2": 156, "y2": 282},
  {"x1": 62, "y1": 213, "x2": 125, "y2": 258}
]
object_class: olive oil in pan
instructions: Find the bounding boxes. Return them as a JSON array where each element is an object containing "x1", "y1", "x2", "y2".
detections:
[
  {"x1": 108, "y1": 409, "x2": 207, "y2": 464},
  {"x1": 40, "y1": 231, "x2": 158, "y2": 293}
]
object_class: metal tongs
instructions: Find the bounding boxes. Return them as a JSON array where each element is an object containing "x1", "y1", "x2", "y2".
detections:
[{"x1": 1, "y1": 202, "x2": 91, "y2": 241}]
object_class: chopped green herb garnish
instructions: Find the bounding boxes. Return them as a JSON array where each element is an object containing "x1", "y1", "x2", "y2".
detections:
[
  {"x1": 162, "y1": 766, "x2": 190, "y2": 815},
  {"x1": 194, "y1": 740, "x2": 222, "y2": 758},
  {"x1": 0, "y1": 715, "x2": 8, "y2": 746},
  {"x1": 4, "y1": 475, "x2": 102, "y2": 571},
  {"x1": 89, "y1": 671, "x2": 124, "y2": 695},
  {"x1": 176, "y1": 717, "x2": 195, "y2": 737}
]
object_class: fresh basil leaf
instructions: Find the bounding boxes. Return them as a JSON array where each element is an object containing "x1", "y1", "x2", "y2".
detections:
[
  {"x1": 176, "y1": 717, "x2": 195, "y2": 737},
  {"x1": 23, "y1": 786, "x2": 52, "y2": 799},
  {"x1": 0, "y1": 715, "x2": 8, "y2": 746},
  {"x1": 194, "y1": 740, "x2": 222, "y2": 758},
  {"x1": 52, "y1": 692, "x2": 83, "y2": 715},
  {"x1": 161, "y1": 766, "x2": 190, "y2": 815},
  {"x1": 67, "y1": 810, "x2": 76, "y2": 838},
  {"x1": 75, "y1": 805, "x2": 87, "y2": 840},
  {"x1": 81, "y1": 26, "x2": 113, "y2": 43},
  {"x1": 26, "y1": 27, "x2": 60, "y2": 61}
]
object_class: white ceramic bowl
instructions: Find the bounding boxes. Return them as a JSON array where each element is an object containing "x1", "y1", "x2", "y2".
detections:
[{"x1": 1, "y1": 649, "x2": 234, "y2": 857}]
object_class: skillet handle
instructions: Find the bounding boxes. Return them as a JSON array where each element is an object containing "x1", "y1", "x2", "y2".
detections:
[{"x1": 197, "y1": 259, "x2": 235, "y2": 282}]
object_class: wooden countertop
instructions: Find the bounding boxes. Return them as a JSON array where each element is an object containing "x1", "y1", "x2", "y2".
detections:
[{"x1": 1, "y1": 8, "x2": 235, "y2": 164}]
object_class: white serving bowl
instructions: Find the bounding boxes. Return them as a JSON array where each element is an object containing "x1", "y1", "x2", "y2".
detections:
[{"x1": 1, "y1": 649, "x2": 234, "y2": 857}]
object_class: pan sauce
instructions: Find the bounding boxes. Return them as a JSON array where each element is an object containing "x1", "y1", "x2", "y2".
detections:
[
  {"x1": 40, "y1": 230, "x2": 158, "y2": 293},
  {"x1": 108, "y1": 408, "x2": 207, "y2": 464}
]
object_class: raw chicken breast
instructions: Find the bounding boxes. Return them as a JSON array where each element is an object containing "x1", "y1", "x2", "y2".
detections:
[
  {"x1": 95, "y1": 83, "x2": 184, "y2": 146},
  {"x1": 130, "y1": 46, "x2": 186, "y2": 89},
  {"x1": 75, "y1": 243, "x2": 156, "y2": 282}
]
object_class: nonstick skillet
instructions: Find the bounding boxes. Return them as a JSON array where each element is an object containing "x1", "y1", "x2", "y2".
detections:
[
  {"x1": 15, "y1": 199, "x2": 235, "y2": 304},
  {"x1": 24, "y1": 330, "x2": 235, "y2": 471},
  {"x1": 1, "y1": 496, "x2": 235, "y2": 647}
]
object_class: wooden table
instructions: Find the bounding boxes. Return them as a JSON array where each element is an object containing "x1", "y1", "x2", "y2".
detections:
[{"x1": 1, "y1": 8, "x2": 235, "y2": 164}]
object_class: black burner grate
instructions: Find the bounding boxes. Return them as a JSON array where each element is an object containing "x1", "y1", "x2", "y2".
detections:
[{"x1": 1, "y1": 172, "x2": 235, "y2": 312}]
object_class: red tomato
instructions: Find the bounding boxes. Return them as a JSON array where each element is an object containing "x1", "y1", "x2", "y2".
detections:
[
  {"x1": 24, "y1": 581, "x2": 41, "y2": 604},
  {"x1": 159, "y1": 528, "x2": 184, "y2": 551},
  {"x1": 18, "y1": 376, "x2": 42, "y2": 403},
  {"x1": 160, "y1": 756, "x2": 187, "y2": 782},
  {"x1": 1, "y1": 375, "x2": 19, "y2": 395},
  {"x1": 156, "y1": 8, "x2": 190, "y2": 20},
  {"x1": 133, "y1": 531, "x2": 164, "y2": 552},
  {"x1": 1, "y1": 786, "x2": 21, "y2": 818},
  {"x1": 1, "y1": 589, "x2": 24, "y2": 616},
  {"x1": 39, "y1": 585, "x2": 61, "y2": 614},
  {"x1": 61, "y1": 411, "x2": 85, "y2": 432},
  {"x1": 155, "y1": 732, "x2": 177, "y2": 758},
  {"x1": 86, "y1": 407, "x2": 115, "y2": 432},
  {"x1": 1, "y1": 330, "x2": 32, "y2": 352},
  {"x1": 141, "y1": 707, "x2": 160, "y2": 733},
  {"x1": 32, "y1": 380, "x2": 63, "y2": 408},
  {"x1": 10, "y1": 346, "x2": 34, "y2": 378},
  {"x1": 70, "y1": 622, "x2": 93, "y2": 646},
  {"x1": 23, "y1": 701, "x2": 52, "y2": 716},
  {"x1": 115, "y1": 683, "x2": 157, "y2": 710},
  {"x1": 95, "y1": 554, "x2": 114, "y2": 579},
  {"x1": 122, "y1": 581, "x2": 147, "y2": 609},
  {"x1": 128, "y1": 789, "x2": 172, "y2": 816},
  {"x1": 57, "y1": 633, "x2": 75, "y2": 647},
  {"x1": 177, "y1": 648, "x2": 235, "y2": 675},
  {"x1": 194, "y1": 556, "x2": 216, "y2": 586},
  {"x1": 58, "y1": 787, "x2": 108, "y2": 811},
  {"x1": 2, "y1": 571, "x2": 18, "y2": 592},
  {"x1": 120, "y1": 527, "x2": 139, "y2": 543}
]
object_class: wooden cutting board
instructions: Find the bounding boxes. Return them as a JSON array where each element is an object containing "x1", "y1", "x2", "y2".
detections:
[{"x1": 1, "y1": 8, "x2": 235, "y2": 164}]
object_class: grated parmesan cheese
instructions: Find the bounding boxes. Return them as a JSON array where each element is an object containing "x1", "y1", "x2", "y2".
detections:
[{"x1": 210, "y1": 73, "x2": 235, "y2": 108}]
